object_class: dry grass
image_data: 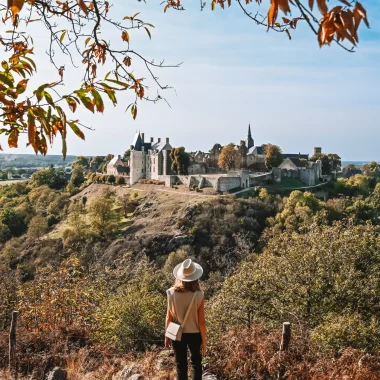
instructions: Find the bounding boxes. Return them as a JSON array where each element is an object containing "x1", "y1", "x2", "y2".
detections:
[
  {"x1": 207, "y1": 326, "x2": 380, "y2": 379},
  {"x1": 1, "y1": 326, "x2": 380, "y2": 379}
]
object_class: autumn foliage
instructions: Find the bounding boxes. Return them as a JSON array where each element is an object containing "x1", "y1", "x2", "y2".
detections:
[{"x1": 218, "y1": 143, "x2": 241, "y2": 171}]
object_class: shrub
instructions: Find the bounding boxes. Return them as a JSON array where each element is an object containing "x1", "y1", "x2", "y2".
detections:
[
  {"x1": 97, "y1": 285, "x2": 165, "y2": 351},
  {"x1": 108, "y1": 175, "x2": 116, "y2": 184},
  {"x1": 312, "y1": 314, "x2": 380, "y2": 355},
  {"x1": 138, "y1": 179, "x2": 164, "y2": 185},
  {"x1": 116, "y1": 176, "x2": 126, "y2": 185},
  {"x1": 47, "y1": 215, "x2": 59, "y2": 227},
  {"x1": 17, "y1": 257, "x2": 103, "y2": 333}
]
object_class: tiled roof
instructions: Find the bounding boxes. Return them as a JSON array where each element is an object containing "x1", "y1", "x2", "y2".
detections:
[
  {"x1": 151, "y1": 141, "x2": 172, "y2": 152},
  {"x1": 247, "y1": 146, "x2": 264, "y2": 155},
  {"x1": 283, "y1": 153, "x2": 309, "y2": 160},
  {"x1": 108, "y1": 156, "x2": 119, "y2": 166},
  {"x1": 287, "y1": 157, "x2": 304, "y2": 167}
]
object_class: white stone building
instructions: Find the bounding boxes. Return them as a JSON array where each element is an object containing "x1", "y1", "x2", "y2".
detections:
[{"x1": 129, "y1": 132, "x2": 173, "y2": 185}]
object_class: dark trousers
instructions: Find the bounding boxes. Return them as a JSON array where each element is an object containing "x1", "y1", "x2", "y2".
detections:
[{"x1": 172, "y1": 332, "x2": 202, "y2": 380}]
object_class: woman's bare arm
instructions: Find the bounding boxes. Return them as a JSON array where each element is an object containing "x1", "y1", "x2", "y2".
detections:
[{"x1": 198, "y1": 298, "x2": 207, "y2": 354}]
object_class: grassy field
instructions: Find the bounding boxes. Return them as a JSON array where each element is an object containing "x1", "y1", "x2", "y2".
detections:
[{"x1": 0, "y1": 179, "x2": 28, "y2": 186}]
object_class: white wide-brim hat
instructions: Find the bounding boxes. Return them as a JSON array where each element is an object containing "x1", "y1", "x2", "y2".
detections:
[{"x1": 173, "y1": 259, "x2": 203, "y2": 282}]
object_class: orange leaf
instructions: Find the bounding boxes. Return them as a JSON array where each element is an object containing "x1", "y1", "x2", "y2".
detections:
[
  {"x1": 355, "y1": 2, "x2": 369, "y2": 28},
  {"x1": 8, "y1": 0, "x2": 24, "y2": 21},
  {"x1": 308, "y1": 0, "x2": 314, "y2": 11},
  {"x1": 338, "y1": 0, "x2": 351, "y2": 6},
  {"x1": 77, "y1": 0, "x2": 88, "y2": 15},
  {"x1": 278, "y1": 0, "x2": 290, "y2": 15},
  {"x1": 267, "y1": 0, "x2": 279, "y2": 31},
  {"x1": 317, "y1": 0, "x2": 328, "y2": 15},
  {"x1": 282, "y1": 17, "x2": 290, "y2": 24},
  {"x1": 285, "y1": 29, "x2": 291, "y2": 40},
  {"x1": 122, "y1": 31, "x2": 130, "y2": 42},
  {"x1": 8, "y1": 129, "x2": 19, "y2": 148}
]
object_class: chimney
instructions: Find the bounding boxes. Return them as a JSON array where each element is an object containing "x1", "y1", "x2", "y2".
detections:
[
  {"x1": 141, "y1": 133, "x2": 145, "y2": 142},
  {"x1": 118, "y1": 155, "x2": 121, "y2": 159},
  {"x1": 166, "y1": 137, "x2": 169, "y2": 144},
  {"x1": 158, "y1": 138, "x2": 161, "y2": 143},
  {"x1": 240, "y1": 140, "x2": 245, "y2": 146},
  {"x1": 150, "y1": 137, "x2": 154, "y2": 143}
]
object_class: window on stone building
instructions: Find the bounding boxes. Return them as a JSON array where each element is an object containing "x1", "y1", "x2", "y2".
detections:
[
  {"x1": 153, "y1": 158, "x2": 155, "y2": 164},
  {"x1": 153, "y1": 167, "x2": 155, "y2": 173}
]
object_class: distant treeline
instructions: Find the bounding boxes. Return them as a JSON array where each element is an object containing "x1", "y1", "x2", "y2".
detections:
[{"x1": 0, "y1": 154, "x2": 77, "y2": 168}]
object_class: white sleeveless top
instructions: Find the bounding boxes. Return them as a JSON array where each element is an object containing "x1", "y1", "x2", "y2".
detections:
[{"x1": 166, "y1": 287, "x2": 204, "y2": 333}]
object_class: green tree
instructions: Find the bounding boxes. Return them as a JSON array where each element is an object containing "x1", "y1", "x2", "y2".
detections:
[
  {"x1": 117, "y1": 194, "x2": 131, "y2": 218},
  {"x1": 68, "y1": 200, "x2": 87, "y2": 236},
  {"x1": 30, "y1": 168, "x2": 67, "y2": 190},
  {"x1": 327, "y1": 153, "x2": 342, "y2": 171},
  {"x1": 0, "y1": 208, "x2": 27, "y2": 237},
  {"x1": 362, "y1": 161, "x2": 380, "y2": 179},
  {"x1": 88, "y1": 198, "x2": 119, "y2": 235},
  {"x1": 170, "y1": 147, "x2": 190, "y2": 175},
  {"x1": 262, "y1": 143, "x2": 283, "y2": 169},
  {"x1": 28, "y1": 215, "x2": 48, "y2": 240},
  {"x1": 123, "y1": 149, "x2": 131, "y2": 161},
  {"x1": 208, "y1": 222, "x2": 380, "y2": 353},
  {"x1": 72, "y1": 156, "x2": 90, "y2": 169},
  {"x1": 310, "y1": 153, "x2": 340, "y2": 175},
  {"x1": 70, "y1": 166, "x2": 86, "y2": 187},
  {"x1": 218, "y1": 143, "x2": 240, "y2": 171}
]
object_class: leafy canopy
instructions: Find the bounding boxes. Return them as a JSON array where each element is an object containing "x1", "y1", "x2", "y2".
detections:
[{"x1": 218, "y1": 143, "x2": 241, "y2": 171}]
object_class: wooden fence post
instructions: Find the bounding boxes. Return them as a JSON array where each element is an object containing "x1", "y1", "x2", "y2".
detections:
[
  {"x1": 9, "y1": 311, "x2": 19, "y2": 378},
  {"x1": 277, "y1": 322, "x2": 291, "y2": 380},
  {"x1": 280, "y1": 322, "x2": 291, "y2": 351}
]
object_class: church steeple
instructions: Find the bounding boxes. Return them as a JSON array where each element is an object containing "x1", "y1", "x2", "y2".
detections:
[{"x1": 246, "y1": 123, "x2": 254, "y2": 149}]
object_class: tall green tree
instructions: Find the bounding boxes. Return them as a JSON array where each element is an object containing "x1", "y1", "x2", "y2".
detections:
[
  {"x1": 70, "y1": 166, "x2": 86, "y2": 187},
  {"x1": 88, "y1": 198, "x2": 119, "y2": 235},
  {"x1": 170, "y1": 147, "x2": 190, "y2": 175},
  {"x1": 28, "y1": 215, "x2": 48, "y2": 240},
  {"x1": 310, "y1": 153, "x2": 341, "y2": 175}
]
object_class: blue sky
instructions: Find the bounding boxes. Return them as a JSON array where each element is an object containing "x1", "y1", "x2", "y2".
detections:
[{"x1": 1, "y1": 1, "x2": 380, "y2": 160}]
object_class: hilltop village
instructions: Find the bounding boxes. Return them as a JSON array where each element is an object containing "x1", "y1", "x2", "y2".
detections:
[{"x1": 84, "y1": 125, "x2": 338, "y2": 193}]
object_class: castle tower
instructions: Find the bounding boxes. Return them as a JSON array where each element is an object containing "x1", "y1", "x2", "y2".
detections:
[
  {"x1": 246, "y1": 123, "x2": 254, "y2": 150},
  {"x1": 129, "y1": 131, "x2": 146, "y2": 185}
]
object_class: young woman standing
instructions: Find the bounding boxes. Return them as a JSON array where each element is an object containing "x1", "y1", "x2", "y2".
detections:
[{"x1": 165, "y1": 259, "x2": 206, "y2": 380}]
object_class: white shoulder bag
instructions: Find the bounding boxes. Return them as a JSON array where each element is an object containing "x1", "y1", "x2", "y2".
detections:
[{"x1": 166, "y1": 291, "x2": 197, "y2": 341}]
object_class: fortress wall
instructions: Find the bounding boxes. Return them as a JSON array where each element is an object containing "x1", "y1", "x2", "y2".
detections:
[{"x1": 217, "y1": 177, "x2": 241, "y2": 192}]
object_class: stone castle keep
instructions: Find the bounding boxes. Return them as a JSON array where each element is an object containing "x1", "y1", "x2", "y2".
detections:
[{"x1": 106, "y1": 125, "x2": 324, "y2": 192}]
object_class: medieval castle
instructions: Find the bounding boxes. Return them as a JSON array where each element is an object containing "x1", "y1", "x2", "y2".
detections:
[{"x1": 104, "y1": 125, "x2": 324, "y2": 192}]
